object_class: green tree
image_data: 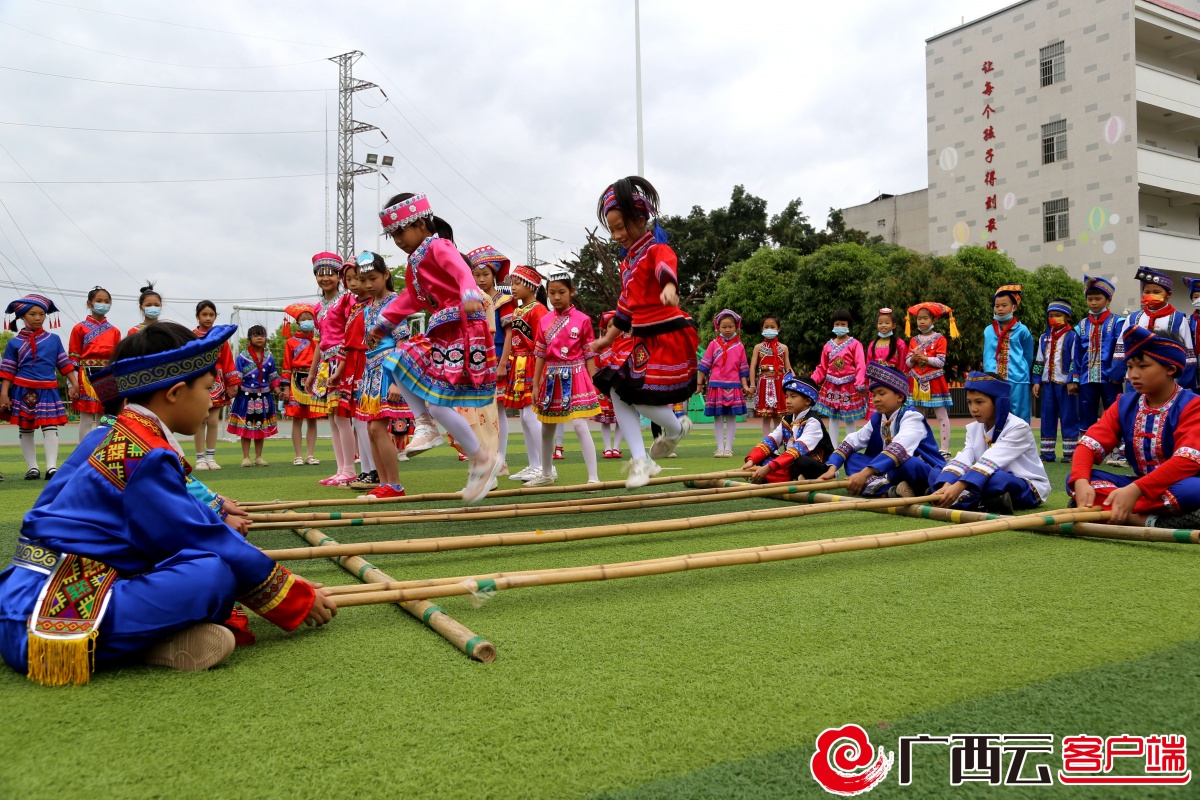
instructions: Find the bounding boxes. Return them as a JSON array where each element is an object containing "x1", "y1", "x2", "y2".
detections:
[{"x1": 696, "y1": 246, "x2": 803, "y2": 347}]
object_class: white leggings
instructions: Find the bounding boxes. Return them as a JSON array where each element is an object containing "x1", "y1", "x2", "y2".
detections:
[
  {"x1": 542, "y1": 419, "x2": 598, "y2": 481},
  {"x1": 353, "y1": 417, "x2": 375, "y2": 472},
  {"x1": 712, "y1": 415, "x2": 737, "y2": 452},
  {"x1": 827, "y1": 418, "x2": 857, "y2": 448},
  {"x1": 397, "y1": 384, "x2": 483, "y2": 458},
  {"x1": 609, "y1": 393, "x2": 680, "y2": 460}
]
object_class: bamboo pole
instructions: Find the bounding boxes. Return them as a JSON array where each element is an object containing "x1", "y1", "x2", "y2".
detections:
[
  {"x1": 262, "y1": 494, "x2": 938, "y2": 562},
  {"x1": 238, "y1": 470, "x2": 753, "y2": 512},
  {"x1": 291, "y1": 520, "x2": 495, "y2": 662},
  {"x1": 330, "y1": 509, "x2": 1110, "y2": 607},
  {"x1": 686, "y1": 479, "x2": 1200, "y2": 545},
  {"x1": 248, "y1": 480, "x2": 842, "y2": 524},
  {"x1": 248, "y1": 482, "x2": 847, "y2": 531}
]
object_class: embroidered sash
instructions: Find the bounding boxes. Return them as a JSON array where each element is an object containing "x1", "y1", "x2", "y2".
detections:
[{"x1": 26, "y1": 550, "x2": 119, "y2": 687}]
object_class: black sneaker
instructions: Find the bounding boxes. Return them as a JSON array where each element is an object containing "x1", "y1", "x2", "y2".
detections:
[
  {"x1": 44, "y1": 468, "x2": 57, "y2": 481},
  {"x1": 24, "y1": 467, "x2": 40, "y2": 481},
  {"x1": 983, "y1": 491, "x2": 1014, "y2": 516}
]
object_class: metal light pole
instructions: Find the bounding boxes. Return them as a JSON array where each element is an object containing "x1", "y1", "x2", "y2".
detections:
[
  {"x1": 634, "y1": 0, "x2": 644, "y2": 176},
  {"x1": 364, "y1": 153, "x2": 395, "y2": 243}
]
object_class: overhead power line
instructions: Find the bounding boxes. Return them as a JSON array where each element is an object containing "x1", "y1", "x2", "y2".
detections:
[
  {"x1": 0, "y1": 64, "x2": 326, "y2": 92},
  {"x1": 0, "y1": 120, "x2": 324, "y2": 135},
  {"x1": 0, "y1": 173, "x2": 324, "y2": 185}
]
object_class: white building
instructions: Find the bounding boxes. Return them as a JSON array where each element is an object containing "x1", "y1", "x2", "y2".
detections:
[
  {"x1": 922, "y1": 0, "x2": 1200, "y2": 313},
  {"x1": 841, "y1": 190, "x2": 931, "y2": 252}
]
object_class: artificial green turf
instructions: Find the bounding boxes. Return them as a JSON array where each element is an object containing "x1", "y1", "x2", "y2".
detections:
[{"x1": 0, "y1": 425, "x2": 1196, "y2": 800}]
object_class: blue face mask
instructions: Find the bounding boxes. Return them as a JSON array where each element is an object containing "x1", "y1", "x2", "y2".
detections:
[
  {"x1": 299, "y1": 320, "x2": 316, "y2": 332},
  {"x1": 762, "y1": 329, "x2": 779, "y2": 339},
  {"x1": 91, "y1": 303, "x2": 110, "y2": 316},
  {"x1": 877, "y1": 330, "x2": 893, "y2": 338},
  {"x1": 144, "y1": 306, "x2": 162, "y2": 320},
  {"x1": 832, "y1": 326, "x2": 849, "y2": 336},
  {"x1": 994, "y1": 312, "x2": 1013, "y2": 323}
]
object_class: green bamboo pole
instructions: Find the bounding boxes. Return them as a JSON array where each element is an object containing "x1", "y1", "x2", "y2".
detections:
[
  {"x1": 331, "y1": 509, "x2": 1110, "y2": 607},
  {"x1": 248, "y1": 480, "x2": 842, "y2": 524},
  {"x1": 249, "y1": 482, "x2": 846, "y2": 531},
  {"x1": 685, "y1": 479, "x2": 1200, "y2": 545},
  {"x1": 263, "y1": 493, "x2": 938, "y2": 563},
  {"x1": 238, "y1": 469, "x2": 753, "y2": 512},
  {"x1": 291, "y1": 520, "x2": 495, "y2": 662}
]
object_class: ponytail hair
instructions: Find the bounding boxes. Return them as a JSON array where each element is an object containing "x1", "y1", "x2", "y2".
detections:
[
  {"x1": 385, "y1": 192, "x2": 455, "y2": 243},
  {"x1": 596, "y1": 176, "x2": 668, "y2": 244},
  {"x1": 138, "y1": 282, "x2": 162, "y2": 308},
  {"x1": 195, "y1": 300, "x2": 216, "y2": 317},
  {"x1": 87, "y1": 286, "x2": 110, "y2": 304}
]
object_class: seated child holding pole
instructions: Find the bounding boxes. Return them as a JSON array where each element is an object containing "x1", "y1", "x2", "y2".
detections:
[
  {"x1": 931, "y1": 372, "x2": 1051, "y2": 514},
  {"x1": 742, "y1": 373, "x2": 832, "y2": 483},
  {"x1": 0, "y1": 322, "x2": 336, "y2": 686},
  {"x1": 819, "y1": 362, "x2": 946, "y2": 498},
  {"x1": 1070, "y1": 326, "x2": 1200, "y2": 528}
]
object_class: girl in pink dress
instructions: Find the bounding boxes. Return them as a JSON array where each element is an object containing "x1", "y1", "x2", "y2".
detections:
[
  {"x1": 867, "y1": 308, "x2": 909, "y2": 372},
  {"x1": 697, "y1": 309, "x2": 751, "y2": 458},
  {"x1": 307, "y1": 252, "x2": 359, "y2": 486},
  {"x1": 810, "y1": 308, "x2": 868, "y2": 446},
  {"x1": 527, "y1": 273, "x2": 601, "y2": 486},
  {"x1": 375, "y1": 192, "x2": 501, "y2": 504}
]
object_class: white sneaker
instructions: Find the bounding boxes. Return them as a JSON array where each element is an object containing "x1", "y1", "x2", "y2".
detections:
[
  {"x1": 509, "y1": 466, "x2": 535, "y2": 481},
  {"x1": 462, "y1": 451, "x2": 504, "y2": 505},
  {"x1": 194, "y1": 459, "x2": 209, "y2": 471},
  {"x1": 650, "y1": 415, "x2": 692, "y2": 459},
  {"x1": 206, "y1": 457, "x2": 222, "y2": 471},
  {"x1": 524, "y1": 472, "x2": 556, "y2": 487},
  {"x1": 397, "y1": 451, "x2": 409, "y2": 462},
  {"x1": 625, "y1": 457, "x2": 662, "y2": 489},
  {"x1": 404, "y1": 417, "x2": 444, "y2": 457}
]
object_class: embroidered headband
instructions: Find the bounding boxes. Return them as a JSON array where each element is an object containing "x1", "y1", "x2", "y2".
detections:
[
  {"x1": 6, "y1": 293, "x2": 58, "y2": 318},
  {"x1": 600, "y1": 310, "x2": 616, "y2": 328},
  {"x1": 1122, "y1": 325, "x2": 1186, "y2": 372},
  {"x1": 1185, "y1": 277, "x2": 1200, "y2": 298},
  {"x1": 866, "y1": 362, "x2": 911, "y2": 398},
  {"x1": 312, "y1": 251, "x2": 342, "y2": 275},
  {"x1": 1047, "y1": 300, "x2": 1073, "y2": 317},
  {"x1": 1083, "y1": 274, "x2": 1115, "y2": 300},
  {"x1": 713, "y1": 309, "x2": 742, "y2": 331},
  {"x1": 781, "y1": 372, "x2": 818, "y2": 404},
  {"x1": 600, "y1": 186, "x2": 658, "y2": 218},
  {"x1": 467, "y1": 245, "x2": 511, "y2": 283},
  {"x1": 380, "y1": 193, "x2": 434, "y2": 235},
  {"x1": 285, "y1": 303, "x2": 316, "y2": 322},
  {"x1": 112, "y1": 324, "x2": 238, "y2": 398},
  {"x1": 1135, "y1": 266, "x2": 1172, "y2": 293},
  {"x1": 964, "y1": 371, "x2": 1010, "y2": 399},
  {"x1": 510, "y1": 265, "x2": 543, "y2": 289},
  {"x1": 994, "y1": 284, "x2": 1023, "y2": 304}
]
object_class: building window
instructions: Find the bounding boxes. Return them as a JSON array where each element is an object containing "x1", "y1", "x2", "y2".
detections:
[
  {"x1": 1044, "y1": 199, "x2": 1069, "y2": 242},
  {"x1": 1042, "y1": 119, "x2": 1067, "y2": 164},
  {"x1": 1040, "y1": 41, "x2": 1065, "y2": 87},
  {"x1": 877, "y1": 219, "x2": 887, "y2": 228}
]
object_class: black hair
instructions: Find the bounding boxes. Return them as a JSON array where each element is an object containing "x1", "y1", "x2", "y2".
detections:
[
  {"x1": 596, "y1": 176, "x2": 660, "y2": 229},
  {"x1": 195, "y1": 300, "x2": 216, "y2": 317},
  {"x1": 831, "y1": 308, "x2": 853, "y2": 325},
  {"x1": 138, "y1": 282, "x2": 161, "y2": 308},
  {"x1": 357, "y1": 251, "x2": 395, "y2": 292},
  {"x1": 248, "y1": 324, "x2": 267, "y2": 338},
  {"x1": 113, "y1": 322, "x2": 212, "y2": 406},
  {"x1": 876, "y1": 308, "x2": 901, "y2": 364},
  {"x1": 547, "y1": 274, "x2": 575, "y2": 292},
  {"x1": 1084, "y1": 287, "x2": 1110, "y2": 298},
  {"x1": 385, "y1": 193, "x2": 455, "y2": 242},
  {"x1": 87, "y1": 286, "x2": 111, "y2": 304},
  {"x1": 761, "y1": 314, "x2": 780, "y2": 328}
]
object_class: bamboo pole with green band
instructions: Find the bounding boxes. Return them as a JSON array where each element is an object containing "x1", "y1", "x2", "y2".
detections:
[
  {"x1": 327, "y1": 509, "x2": 1111, "y2": 607},
  {"x1": 261, "y1": 493, "x2": 939, "y2": 562},
  {"x1": 248, "y1": 482, "x2": 847, "y2": 531},
  {"x1": 247, "y1": 480, "x2": 845, "y2": 524},
  {"x1": 686, "y1": 479, "x2": 1200, "y2": 545},
  {"x1": 289, "y1": 518, "x2": 496, "y2": 662},
  {"x1": 237, "y1": 470, "x2": 755, "y2": 512}
]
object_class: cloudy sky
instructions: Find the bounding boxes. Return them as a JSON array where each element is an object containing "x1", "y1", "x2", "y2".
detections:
[{"x1": 2, "y1": 0, "x2": 1181, "y2": 333}]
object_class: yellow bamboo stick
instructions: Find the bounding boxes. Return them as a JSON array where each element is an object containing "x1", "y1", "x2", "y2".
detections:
[
  {"x1": 331, "y1": 509, "x2": 1110, "y2": 606},
  {"x1": 262, "y1": 494, "x2": 938, "y2": 562},
  {"x1": 248, "y1": 482, "x2": 846, "y2": 531},
  {"x1": 238, "y1": 469, "x2": 754, "y2": 511}
]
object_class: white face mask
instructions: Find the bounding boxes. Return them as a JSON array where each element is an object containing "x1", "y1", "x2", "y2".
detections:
[
  {"x1": 832, "y1": 326, "x2": 849, "y2": 336},
  {"x1": 1192, "y1": 297, "x2": 1200, "y2": 310},
  {"x1": 762, "y1": 329, "x2": 779, "y2": 339},
  {"x1": 144, "y1": 306, "x2": 162, "y2": 319},
  {"x1": 877, "y1": 330, "x2": 893, "y2": 338}
]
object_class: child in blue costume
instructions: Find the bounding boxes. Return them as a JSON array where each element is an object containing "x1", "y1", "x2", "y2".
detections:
[
  {"x1": 1032, "y1": 300, "x2": 1081, "y2": 461},
  {"x1": 0, "y1": 322, "x2": 336, "y2": 686},
  {"x1": 819, "y1": 362, "x2": 946, "y2": 498},
  {"x1": 983, "y1": 284, "x2": 1035, "y2": 423}
]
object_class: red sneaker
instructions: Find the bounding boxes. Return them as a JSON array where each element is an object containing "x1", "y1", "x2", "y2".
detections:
[
  {"x1": 554, "y1": 446, "x2": 565, "y2": 460},
  {"x1": 458, "y1": 452, "x2": 468, "y2": 461},
  {"x1": 368, "y1": 484, "x2": 406, "y2": 499}
]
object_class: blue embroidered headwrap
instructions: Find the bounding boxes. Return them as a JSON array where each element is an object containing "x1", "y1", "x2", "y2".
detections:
[
  {"x1": 111, "y1": 324, "x2": 238, "y2": 398},
  {"x1": 866, "y1": 362, "x2": 910, "y2": 398},
  {"x1": 781, "y1": 372, "x2": 818, "y2": 404},
  {"x1": 1083, "y1": 274, "x2": 1115, "y2": 300},
  {"x1": 1122, "y1": 325, "x2": 1187, "y2": 374},
  {"x1": 965, "y1": 371, "x2": 1011, "y2": 438},
  {"x1": 1136, "y1": 266, "x2": 1173, "y2": 293},
  {"x1": 1047, "y1": 300, "x2": 1073, "y2": 318}
]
